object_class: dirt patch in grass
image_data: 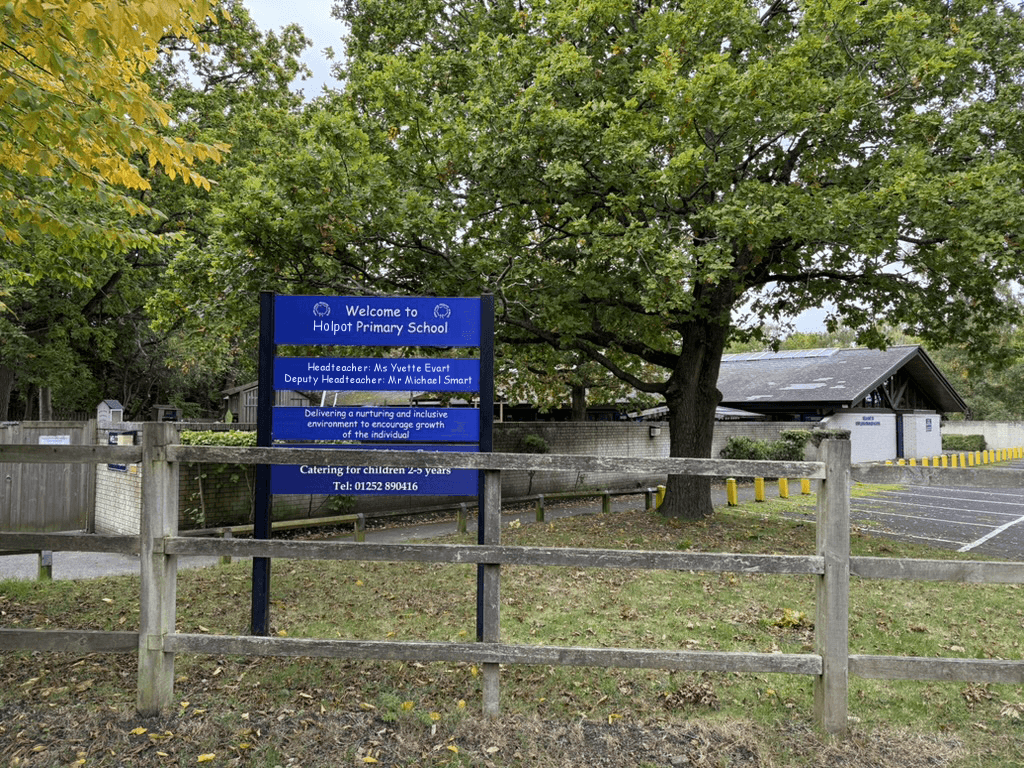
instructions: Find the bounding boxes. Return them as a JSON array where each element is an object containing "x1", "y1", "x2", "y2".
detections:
[
  {"x1": 0, "y1": 698, "x2": 964, "y2": 768},
  {"x1": 2, "y1": 496, "x2": 1018, "y2": 767}
]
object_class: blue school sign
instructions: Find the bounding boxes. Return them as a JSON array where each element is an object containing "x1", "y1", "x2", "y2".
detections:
[{"x1": 251, "y1": 292, "x2": 494, "y2": 635}]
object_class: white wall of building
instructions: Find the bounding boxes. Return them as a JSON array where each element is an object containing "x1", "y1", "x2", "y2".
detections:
[
  {"x1": 902, "y1": 412, "x2": 942, "y2": 460},
  {"x1": 820, "y1": 412, "x2": 897, "y2": 463}
]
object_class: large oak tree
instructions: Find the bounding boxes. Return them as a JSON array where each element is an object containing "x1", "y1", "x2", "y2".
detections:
[{"x1": 326, "y1": 0, "x2": 1024, "y2": 519}]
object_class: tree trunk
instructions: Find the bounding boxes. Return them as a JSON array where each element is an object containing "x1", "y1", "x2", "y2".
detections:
[
  {"x1": 39, "y1": 386, "x2": 52, "y2": 420},
  {"x1": 659, "y1": 320, "x2": 731, "y2": 520},
  {"x1": 0, "y1": 365, "x2": 14, "y2": 421},
  {"x1": 570, "y1": 384, "x2": 587, "y2": 421}
]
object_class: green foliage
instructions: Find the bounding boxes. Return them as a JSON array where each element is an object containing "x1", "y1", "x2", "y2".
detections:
[
  {"x1": 0, "y1": 0, "x2": 228, "y2": 257},
  {"x1": 926, "y1": 293, "x2": 1024, "y2": 420},
  {"x1": 515, "y1": 434, "x2": 550, "y2": 454},
  {"x1": 942, "y1": 434, "x2": 986, "y2": 452},
  {"x1": 179, "y1": 430, "x2": 257, "y2": 446},
  {"x1": 719, "y1": 430, "x2": 811, "y2": 462},
  {"x1": 0, "y1": 4, "x2": 308, "y2": 421}
]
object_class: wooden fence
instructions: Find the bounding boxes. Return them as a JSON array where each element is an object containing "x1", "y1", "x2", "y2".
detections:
[
  {"x1": 0, "y1": 420, "x2": 95, "y2": 532},
  {"x1": 2, "y1": 423, "x2": 1024, "y2": 736}
]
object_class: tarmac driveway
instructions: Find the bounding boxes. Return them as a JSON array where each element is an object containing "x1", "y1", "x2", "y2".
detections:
[{"x1": 851, "y1": 481, "x2": 1024, "y2": 561}]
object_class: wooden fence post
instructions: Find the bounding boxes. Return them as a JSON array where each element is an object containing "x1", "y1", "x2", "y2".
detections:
[
  {"x1": 137, "y1": 422, "x2": 179, "y2": 716},
  {"x1": 814, "y1": 435, "x2": 851, "y2": 736},
  {"x1": 37, "y1": 550, "x2": 52, "y2": 581},
  {"x1": 480, "y1": 470, "x2": 502, "y2": 717}
]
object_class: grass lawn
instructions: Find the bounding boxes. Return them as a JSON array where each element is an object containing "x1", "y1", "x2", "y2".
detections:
[{"x1": 2, "y1": 487, "x2": 1023, "y2": 767}]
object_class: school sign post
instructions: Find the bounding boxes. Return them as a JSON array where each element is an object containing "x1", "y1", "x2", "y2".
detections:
[{"x1": 252, "y1": 293, "x2": 494, "y2": 634}]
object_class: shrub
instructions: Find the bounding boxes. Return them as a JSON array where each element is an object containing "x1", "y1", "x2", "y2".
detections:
[
  {"x1": 719, "y1": 430, "x2": 811, "y2": 462},
  {"x1": 179, "y1": 430, "x2": 257, "y2": 446},
  {"x1": 942, "y1": 434, "x2": 986, "y2": 452}
]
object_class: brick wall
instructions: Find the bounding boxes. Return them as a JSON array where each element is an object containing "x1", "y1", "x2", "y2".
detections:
[{"x1": 94, "y1": 423, "x2": 144, "y2": 535}]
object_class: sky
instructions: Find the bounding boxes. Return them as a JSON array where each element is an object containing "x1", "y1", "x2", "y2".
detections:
[
  {"x1": 241, "y1": 2, "x2": 830, "y2": 336},
  {"x1": 244, "y1": 1, "x2": 346, "y2": 97}
]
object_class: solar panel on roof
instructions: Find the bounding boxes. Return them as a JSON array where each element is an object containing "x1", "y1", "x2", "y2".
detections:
[{"x1": 722, "y1": 347, "x2": 841, "y2": 363}]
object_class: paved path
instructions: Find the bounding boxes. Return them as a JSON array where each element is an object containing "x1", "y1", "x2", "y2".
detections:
[{"x1": 0, "y1": 486, "x2": 762, "y2": 582}]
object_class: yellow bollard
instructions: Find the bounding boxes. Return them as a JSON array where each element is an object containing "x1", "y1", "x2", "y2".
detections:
[
  {"x1": 922, "y1": 457, "x2": 929, "y2": 467},
  {"x1": 655, "y1": 485, "x2": 666, "y2": 508},
  {"x1": 933, "y1": 456, "x2": 940, "y2": 466},
  {"x1": 897, "y1": 458, "x2": 905, "y2": 466},
  {"x1": 779, "y1": 478, "x2": 789, "y2": 499},
  {"x1": 941, "y1": 454, "x2": 948, "y2": 468},
  {"x1": 968, "y1": 452, "x2": 975, "y2": 467},
  {"x1": 801, "y1": 478, "x2": 811, "y2": 495},
  {"x1": 726, "y1": 478, "x2": 738, "y2": 506},
  {"x1": 754, "y1": 477, "x2": 765, "y2": 502},
  {"x1": 909, "y1": 458, "x2": 917, "y2": 467}
]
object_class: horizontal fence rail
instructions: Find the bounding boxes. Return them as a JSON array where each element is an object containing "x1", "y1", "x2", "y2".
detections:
[
  {"x1": 2, "y1": 428, "x2": 1024, "y2": 737},
  {"x1": 162, "y1": 537, "x2": 825, "y2": 574},
  {"x1": 165, "y1": 634, "x2": 823, "y2": 676}
]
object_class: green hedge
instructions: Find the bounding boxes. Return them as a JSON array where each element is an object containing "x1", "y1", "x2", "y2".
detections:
[
  {"x1": 942, "y1": 434, "x2": 986, "y2": 452},
  {"x1": 179, "y1": 430, "x2": 257, "y2": 446},
  {"x1": 718, "y1": 430, "x2": 812, "y2": 462}
]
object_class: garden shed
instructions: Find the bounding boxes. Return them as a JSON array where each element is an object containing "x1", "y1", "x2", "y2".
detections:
[{"x1": 716, "y1": 346, "x2": 967, "y2": 462}]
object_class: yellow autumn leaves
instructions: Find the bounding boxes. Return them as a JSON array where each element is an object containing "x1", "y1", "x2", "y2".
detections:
[{"x1": 0, "y1": 0, "x2": 230, "y2": 248}]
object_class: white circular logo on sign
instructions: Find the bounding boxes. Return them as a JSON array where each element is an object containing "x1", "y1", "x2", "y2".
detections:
[
  {"x1": 434, "y1": 303, "x2": 452, "y2": 319},
  {"x1": 313, "y1": 302, "x2": 331, "y2": 317}
]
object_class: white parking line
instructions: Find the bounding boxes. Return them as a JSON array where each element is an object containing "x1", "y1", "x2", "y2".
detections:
[
  {"x1": 870, "y1": 489, "x2": 1024, "y2": 511},
  {"x1": 958, "y1": 514, "x2": 1024, "y2": 553},
  {"x1": 853, "y1": 498, "x2": 1023, "y2": 520},
  {"x1": 850, "y1": 506, "x2": 993, "y2": 530}
]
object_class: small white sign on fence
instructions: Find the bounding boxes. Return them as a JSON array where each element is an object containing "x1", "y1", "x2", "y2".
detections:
[{"x1": 37, "y1": 435, "x2": 71, "y2": 446}]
